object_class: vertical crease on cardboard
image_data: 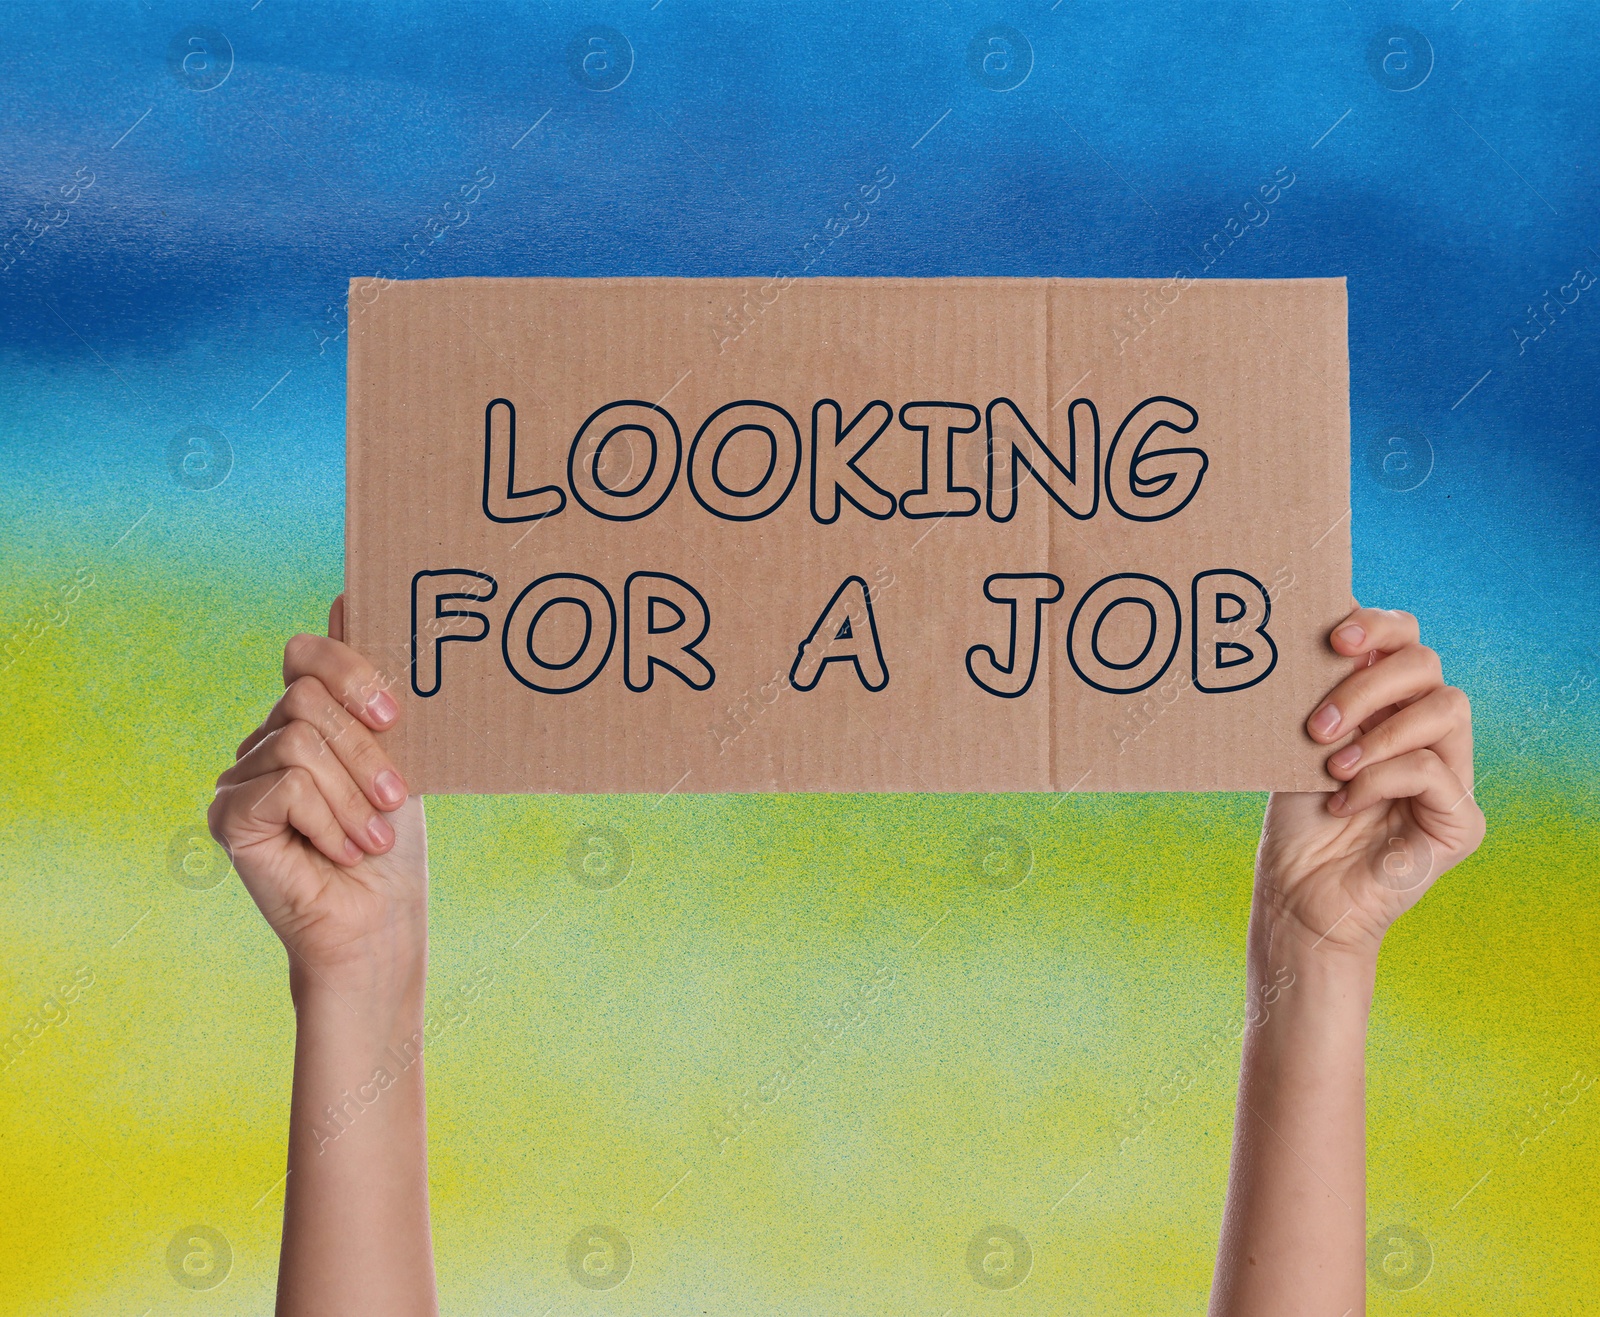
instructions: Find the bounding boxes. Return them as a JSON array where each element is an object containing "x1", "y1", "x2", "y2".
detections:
[{"x1": 1044, "y1": 280, "x2": 1059, "y2": 793}]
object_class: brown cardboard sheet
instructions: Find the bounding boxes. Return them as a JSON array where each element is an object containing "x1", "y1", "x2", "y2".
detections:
[{"x1": 346, "y1": 277, "x2": 1352, "y2": 794}]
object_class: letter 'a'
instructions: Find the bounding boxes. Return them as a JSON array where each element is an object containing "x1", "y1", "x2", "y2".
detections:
[{"x1": 789, "y1": 575, "x2": 888, "y2": 691}]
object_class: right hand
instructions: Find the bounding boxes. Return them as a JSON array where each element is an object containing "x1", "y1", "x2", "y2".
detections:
[
  {"x1": 1255, "y1": 605, "x2": 1483, "y2": 965},
  {"x1": 209, "y1": 595, "x2": 427, "y2": 998}
]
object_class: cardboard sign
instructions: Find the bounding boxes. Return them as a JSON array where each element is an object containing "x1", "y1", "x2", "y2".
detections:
[{"x1": 346, "y1": 277, "x2": 1351, "y2": 794}]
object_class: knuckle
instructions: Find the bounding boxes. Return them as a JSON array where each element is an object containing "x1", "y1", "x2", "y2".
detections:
[
  {"x1": 1361, "y1": 719, "x2": 1395, "y2": 755},
  {"x1": 1417, "y1": 645, "x2": 1443, "y2": 679},
  {"x1": 281, "y1": 719, "x2": 325, "y2": 760},
  {"x1": 350, "y1": 733, "x2": 386, "y2": 777},
  {"x1": 1442, "y1": 684, "x2": 1471, "y2": 720},
  {"x1": 347, "y1": 666, "x2": 389, "y2": 709},
  {"x1": 280, "y1": 764, "x2": 316, "y2": 801},
  {"x1": 331, "y1": 674, "x2": 367, "y2": 713},
  {"x1": 342, "y1": 778, "x2": 371, "y2": 818},
  {"x1": 283, "y1": 631, "x2": 319, "y2": 671},
  {"x1": 282, "y1": 674, "x2": 329, "y2": 720},
  {"x1": 1412, "y1": 746, "x2": 1444, "y2": 774},
  {"x1": 1346, "y1": 666, "x2": 1383, "y2": 706},
  {"x1": 206, "y1": 792, "x2": 228, "y2": 844}
]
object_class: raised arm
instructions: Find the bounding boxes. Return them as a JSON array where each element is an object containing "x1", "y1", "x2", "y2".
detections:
[
  {"x1": 1209, "y1": 606, "x2": 1484, "y2": 1315},
  {"x1": 210, "y1": 596, "x2": 437, "y2": 1317}
]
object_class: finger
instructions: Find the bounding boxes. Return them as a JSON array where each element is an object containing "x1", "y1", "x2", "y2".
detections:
[
  {"x1": 1308, "y1": 642, "x2": 1443, "y2": 743},
  {"x1": 212, "y1": 766, "x2": 363, "y2": 867},
  {"x1": 328, "y1": 593, "x2": 345, "y2": 642},
  {"x1": 1329, "y1": 607, "x2": 1421, "y2": 659},
  {"x1": 1329, "y1": 747, "x2": 1471, "y2": 822},
  {"x1": 1325, "y1": 684, "x2": 1474, "y2": 789},
  {"x1": 222, "y1": 720, "x2": 396, "y2": 855},
  {"x1": 281, "y1": 630, "x2": 398, "y2": 730},
  {"x1": 232, "y1": 675, "x2": 408, "y2": 808}
]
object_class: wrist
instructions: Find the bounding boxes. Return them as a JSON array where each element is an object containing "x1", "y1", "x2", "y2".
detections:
[
  {"x1": 1250, "y1": 877, "x2": 1383, "y2": 976},
  {"x1": 289, "y1": 944, "x2": 427, "y2": 1025},
  {"x1": 1245, "y1": 899, "x2": 1377, "y2": 1028}
]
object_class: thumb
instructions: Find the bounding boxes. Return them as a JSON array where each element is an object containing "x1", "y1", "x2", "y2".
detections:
[{"x1": 328, "y1": 593, "x2": 345, "y2": 642}]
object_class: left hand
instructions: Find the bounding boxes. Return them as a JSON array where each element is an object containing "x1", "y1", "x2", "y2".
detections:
[{"x1": 1255, "y1": 606, "x2": 1486, "y2": 963}]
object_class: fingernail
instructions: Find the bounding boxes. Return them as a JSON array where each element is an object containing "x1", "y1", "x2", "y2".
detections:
[
  {"x1": 367, "y1": 689, "x2": 398, "y2": 725},
  {"x1": 375, "y1": 770, "x2": 406, "y2": 806},
  {"x1": 368, "y1": 814, "x2": 395, "y2": 849},
  {"x1": 1334, "y1": 624, "x2": 1365, "y2": 649},
  {"x1": 1310, "y1": 703, "x2": 1342, "y2": 737},
  {"x1": 1328, "y1": 743, "x2": 1362, "y2": 772},
  {"x1": 1328, "y1": 791, "x2": 1347, "y2": 814},
  {"x1": 342, "y1": 837, "x2": 363, "y2": 864}
]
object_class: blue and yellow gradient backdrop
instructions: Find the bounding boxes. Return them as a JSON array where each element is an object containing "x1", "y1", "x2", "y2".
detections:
[{"x1": 2, "y1": 3, "x2": 1596, "y2": 1312}]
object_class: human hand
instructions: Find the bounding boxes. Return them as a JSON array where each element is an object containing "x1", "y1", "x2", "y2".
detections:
[
  {"x1": 1255, "y1": 606, "x2": 1485, "y2": 965},
  {"x1": 209, "y1": 595, "x2": 427, "y2": 1001}
]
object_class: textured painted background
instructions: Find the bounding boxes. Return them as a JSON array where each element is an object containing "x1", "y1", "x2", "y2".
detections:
[{"x1": 1, "y1": 2, "x2": 1596, "y2": 1313}]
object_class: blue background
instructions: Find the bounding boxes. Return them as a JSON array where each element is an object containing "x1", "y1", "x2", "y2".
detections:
[{"x1": 5, "y1": 2, "x2": 1598, "y2": 708}]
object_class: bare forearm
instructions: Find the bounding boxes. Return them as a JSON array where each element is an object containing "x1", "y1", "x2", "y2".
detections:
[
  {"x1": 278, "y1": 967, "x2": 437, "y2": 1317},
  {"x1": 1210, "y1": 906, "x2": 1376, "y2": 1316}
]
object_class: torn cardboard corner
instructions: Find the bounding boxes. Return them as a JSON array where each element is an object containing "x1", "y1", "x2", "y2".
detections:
[{"x1": 345, "y1": 276, "x2": 1351, "y2": 795}]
